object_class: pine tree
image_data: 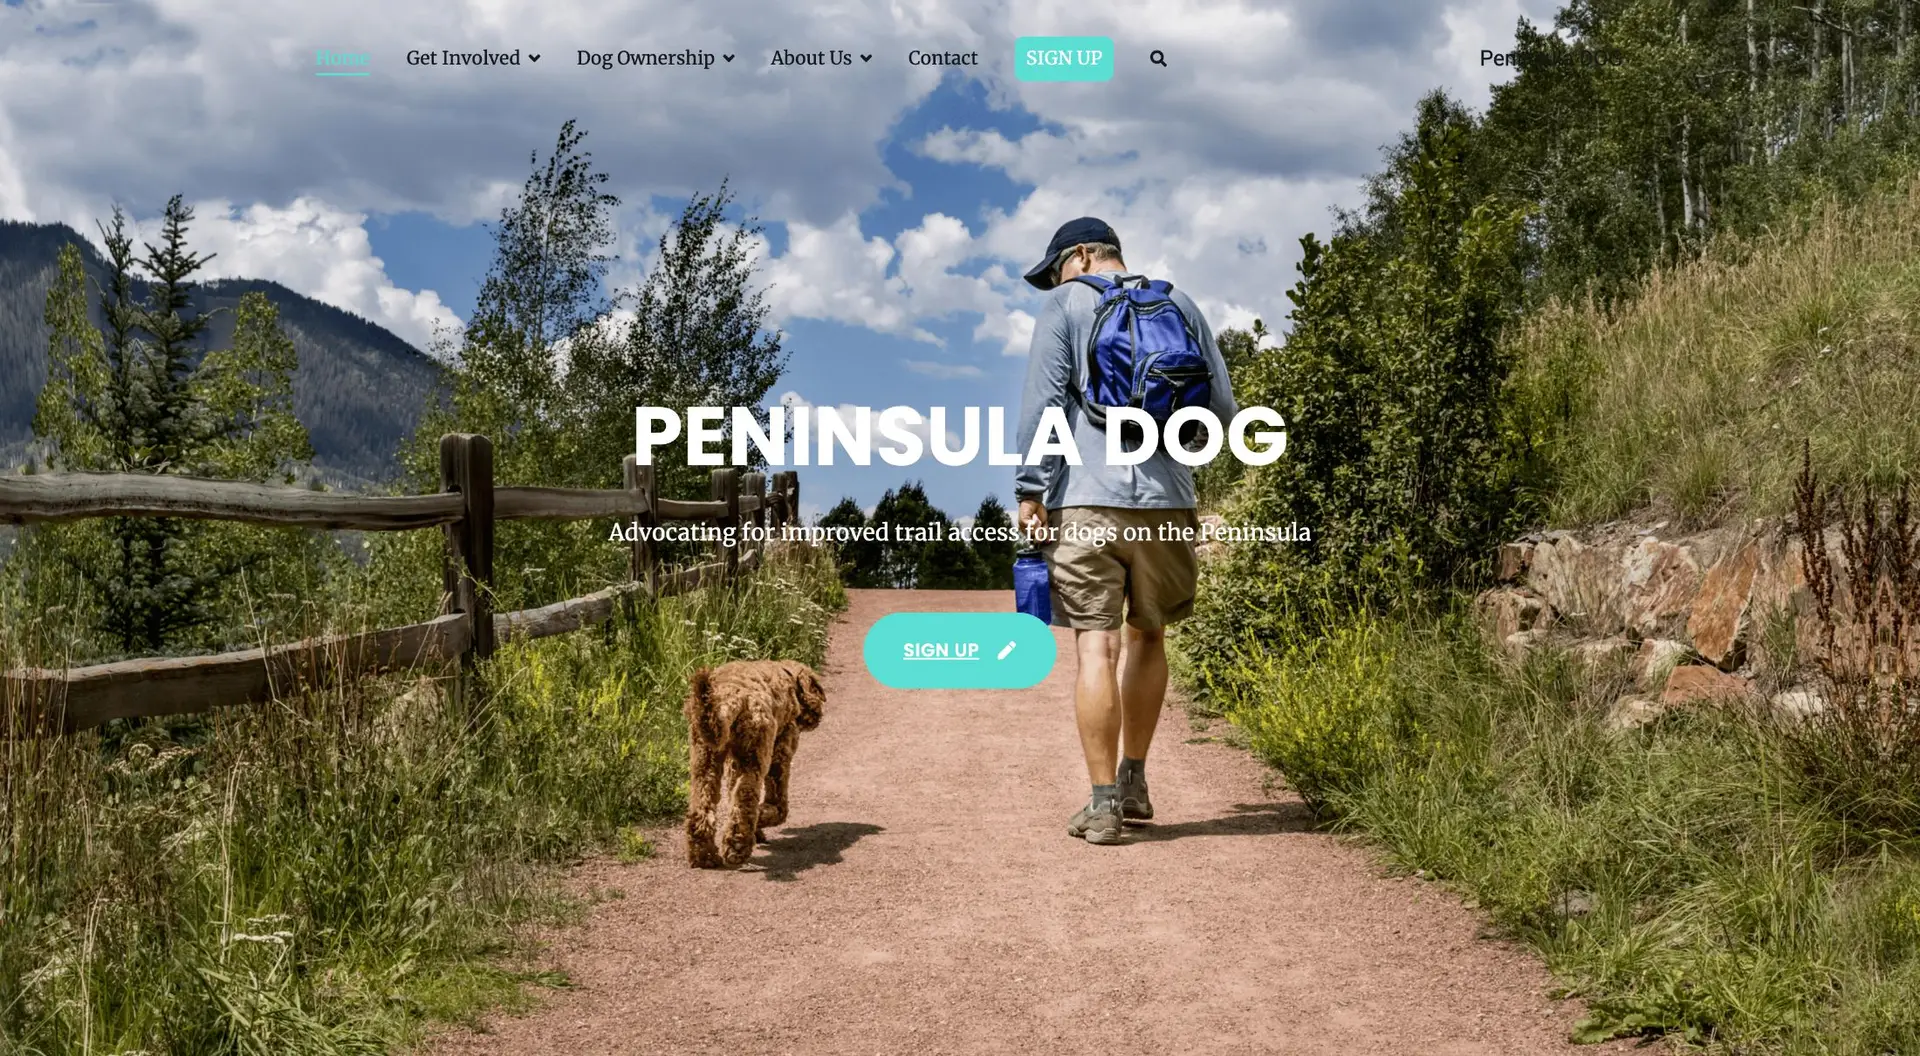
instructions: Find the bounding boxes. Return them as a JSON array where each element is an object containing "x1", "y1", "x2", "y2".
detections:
[
  {"x1": 23, "y1": 198, "x2": 317, "y2": 657},
  {"x1": 969, "y1": 495, "x2": 1016, "y2": 589},
  {"x1": 819, "y1": 497, "x2": 882, "y2": 587}
]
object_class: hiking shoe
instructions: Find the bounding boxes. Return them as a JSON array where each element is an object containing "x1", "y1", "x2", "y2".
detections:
[
  {"x1": 1067, "y1": 799, "x2": 1124, "y2": 845},
  {"x1": 1118, "y1": 773, "x2": 1154, "y2": 822}
]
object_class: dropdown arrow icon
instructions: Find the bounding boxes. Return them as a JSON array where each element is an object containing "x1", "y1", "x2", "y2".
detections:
[
  {"x1": 528, "y1": 53, "x2": 541, "y2": 62},
  {"x1": 723, "y1": 54, "x2": 735, "y2": 62},
  {"x1": 861, "y1": 54, "x2": 873, "y2": 62}
]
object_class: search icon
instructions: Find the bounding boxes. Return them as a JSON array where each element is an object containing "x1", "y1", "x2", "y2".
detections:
[{"x1": 1149, "y1": 49, "x2": 1168, "y2": 67}]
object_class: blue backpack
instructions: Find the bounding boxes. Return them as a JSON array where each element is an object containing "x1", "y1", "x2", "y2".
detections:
[{"x1": 1071, "y1": 274, "x2": 1213, "y2": 450}]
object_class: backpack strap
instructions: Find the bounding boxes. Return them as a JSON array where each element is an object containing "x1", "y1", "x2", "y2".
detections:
[{"x1": 1069, "y1": 274, "x2": 1116, "y2": 294}]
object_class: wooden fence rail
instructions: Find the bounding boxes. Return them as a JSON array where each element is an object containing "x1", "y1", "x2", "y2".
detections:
[{"x1": 0, "y1": 435, "x2": 802, "y2": 734}]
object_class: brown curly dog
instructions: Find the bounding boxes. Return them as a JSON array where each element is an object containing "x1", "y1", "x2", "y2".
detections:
[{"x1": 684, "y1": 659, "x2": 825, "y2": 869}]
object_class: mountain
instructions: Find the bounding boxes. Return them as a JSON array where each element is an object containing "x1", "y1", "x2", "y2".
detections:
[{"x1": 0, "y1": 219, "x2": 449, "y2": 485}]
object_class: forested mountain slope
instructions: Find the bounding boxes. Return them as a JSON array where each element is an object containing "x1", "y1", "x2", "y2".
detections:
[{"x1": 0, "y1": 220, "x2": 446, "y2": 484}]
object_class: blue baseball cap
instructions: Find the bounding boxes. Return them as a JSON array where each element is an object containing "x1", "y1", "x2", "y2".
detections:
[{"x1": 1023, "y1": 217, "x2": 1121, "y2": 291}]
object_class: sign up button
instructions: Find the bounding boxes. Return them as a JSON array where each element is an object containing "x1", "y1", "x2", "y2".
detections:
[
  {"x1": 1013, "y1": 36, "x2": 1114, "y2": 82},
  {"x1": 864, "y1": 612, "x2": 1057, "y2": 689}
]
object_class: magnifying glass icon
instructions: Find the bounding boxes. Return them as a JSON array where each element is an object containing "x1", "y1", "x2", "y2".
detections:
[{"x1": 1150, "y1": 49, "x2": 1168, "y2": 67}]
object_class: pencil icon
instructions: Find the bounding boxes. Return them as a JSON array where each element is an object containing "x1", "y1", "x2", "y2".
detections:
[{"x1": 996, "y1": 641, "x2": 1017, "y2": 660}]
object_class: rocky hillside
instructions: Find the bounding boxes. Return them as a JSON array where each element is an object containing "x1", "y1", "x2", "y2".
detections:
[
  {"x1": 0, "y1": 220, "x2": 447, "y2": 484},
  {"x1": 1477, "y1": 516, "x2": 1865, "y2": 731}
]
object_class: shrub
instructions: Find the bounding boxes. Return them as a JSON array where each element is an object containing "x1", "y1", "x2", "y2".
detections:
[
  {"x1": 1777, "y1": 449, "x2": 1920, "y2": 837},
  {"x1": 1204, "y1": 608, "x2": 1418, "y2": 815},
  {"x1": 1185, "y1": 95, "x2": 1532, "y2": 661}
]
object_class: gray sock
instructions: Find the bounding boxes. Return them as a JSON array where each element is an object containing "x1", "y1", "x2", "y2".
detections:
[
  {"x1": 1118, "y1": 757, "x2": 1146, "y2": 786},
  {"x1": 1091, "y1": 783, "x2": 1119, "y2": 809}
]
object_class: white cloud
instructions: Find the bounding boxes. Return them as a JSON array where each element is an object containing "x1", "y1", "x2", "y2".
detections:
[
  {"x1": 976, "y1": 308, "x2": 1035, "y2": 358},
  {"x1": 903, "y1": 360, "x2": 985, "y2": 380},
  {"x1": 111, "y1": 198, "x2": 462, "y2": 350},
  {"x1": 0, "y1": 0, "x2": 1563, "y2": 357},
  {"x1": 761, "y1": 215, "x2": 931, "y2": 342},
  {"x1": 759, "y1": 210, "x2": 1017, "y2": 345},
  {"x1": 0, "y1": 109, "x2": 28, "y2": 222},
  {"x1": 0, "y1": 0, "x2": 967, "y2": 227}
]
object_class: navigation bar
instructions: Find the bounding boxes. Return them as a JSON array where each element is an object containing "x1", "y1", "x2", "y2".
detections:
[{"x1": 319, "y1": 42, "x2": 1159, "y2": 77}]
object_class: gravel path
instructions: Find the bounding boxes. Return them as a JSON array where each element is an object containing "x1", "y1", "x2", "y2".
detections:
[{"x1": 429, "y1": 589, "x2": 1612, "y2": 1056}]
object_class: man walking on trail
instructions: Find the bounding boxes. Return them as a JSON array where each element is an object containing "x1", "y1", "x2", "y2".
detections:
[{"x1": 1013, "y1": 217, "x2": 1238, "y2": 846}]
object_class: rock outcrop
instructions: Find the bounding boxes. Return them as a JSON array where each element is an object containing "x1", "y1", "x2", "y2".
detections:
[{"x1": 1476, "y1": 518, "x2": 1838, "y2": 729}]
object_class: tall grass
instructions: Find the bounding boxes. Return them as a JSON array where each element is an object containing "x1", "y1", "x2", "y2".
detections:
[
  {"x1": 0, "y1": 546, "x2": 844, "y2": 1054},
  {"x1": 1193, "y1": 609, "x2": 1920, "y2": 1052},
  {"x1": 1510, "y1": 178, "x2": 1920, "y2": 528}
]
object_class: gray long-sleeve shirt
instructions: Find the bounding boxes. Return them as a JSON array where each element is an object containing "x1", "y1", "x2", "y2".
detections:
[{"x1": 1013, "y1": 271, "x2": 1239, "y2": 510}]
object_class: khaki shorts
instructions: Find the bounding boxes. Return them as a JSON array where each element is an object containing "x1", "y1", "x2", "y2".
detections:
[{"x1": 1045, "y1": 507, "x2": 1201, "y2": 631}]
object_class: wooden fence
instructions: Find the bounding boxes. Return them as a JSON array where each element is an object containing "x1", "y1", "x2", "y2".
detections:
[{"x1": 0, "y1": 434, "x2": 800, "y2": 734}]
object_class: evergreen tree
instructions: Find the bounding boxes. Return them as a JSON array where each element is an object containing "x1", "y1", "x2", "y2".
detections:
[
  {"x1": 916, "y1": 535, "x2": 986, "y2": 590},
  {"x1": 818, "y1": 485, "x2": 999, "y2": 590},
  {"x1": 872, "y1": 482, "x2": 942, "y2": 589},
  {"x1": 819, "y1": 497, "x2": 882, "y2": 587},
  {"x1": 969, "y1": 495, "x2": 1016, "y2": 590},
  {"x1": 24, "y1": 198, "x2": 317, "y2": 657}
]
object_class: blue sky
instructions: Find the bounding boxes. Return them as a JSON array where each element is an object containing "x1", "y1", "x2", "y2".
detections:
[
  {"x1": 361, "y1": 74, "x2": 1049, "y2": 515},
  {"x1": 0, "y1": 0, "x2": 1559, "y2": 517}
]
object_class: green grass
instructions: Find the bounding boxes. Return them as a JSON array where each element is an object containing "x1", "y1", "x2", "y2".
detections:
[
  {"x1": 1510, "y1": 178, "x2": 1920, "y2": 528},
  {"x1": 0, "y1": 546, "x2": 845, "y2": 1054},
  {"x1": 1187, "y1": 610, "x2": 1920, "y2": 1052}
]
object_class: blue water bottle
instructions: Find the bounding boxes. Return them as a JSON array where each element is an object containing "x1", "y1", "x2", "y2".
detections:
[{"x1": 1013, "y1": 547, "x2": 1052, "y2": 625}]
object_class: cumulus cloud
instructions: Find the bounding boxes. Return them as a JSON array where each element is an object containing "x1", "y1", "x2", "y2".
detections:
[
  {"x1": 0, "y1": 0, "x2": 1562, "y2": 357},
  {"x1": 976, "y1": 308, "x2": 1036, "y2": 358},
  {"x1": 903, "y1": 360, "x2": 986, "y2": 380},
  {"x1": 129, "y1": 199, "x2": 463, "y2": 349},
  {"x1": 0, "y1": 0, "x2": 975, "y2": 226},
  {"x1": 758, "y1": 210, "x2": 1018, "y2": 344},
  {"x1": 761, "y1": 215, "x2": 931, "y2": 341}
]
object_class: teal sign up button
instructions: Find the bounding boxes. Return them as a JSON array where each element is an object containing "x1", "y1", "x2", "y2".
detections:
[
  {"x1": 1014, "y1": 36, "x2": 1115, "y2": 82},
  {"x1": 864, "y1": 612, "x2": 1057, "y2": 689}
]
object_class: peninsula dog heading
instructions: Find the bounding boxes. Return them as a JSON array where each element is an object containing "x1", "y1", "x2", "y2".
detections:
[{"x1": 634, "y1": 405, "x2": 1289, "y2": 468}]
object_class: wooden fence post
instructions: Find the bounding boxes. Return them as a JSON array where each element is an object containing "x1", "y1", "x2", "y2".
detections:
[
  {"x1": 767, "y1": 470, "x2": 788, "y2": 530},
  {"x1": 712, "y1": 467, "x2": 740, "y2": 582},
  {"x1": 623, "y1": 455, "x2": 657, "y2": 596},
  {"x1": 742, "y1": 471, "x2": 765, "y2": 566},
  {"x1": 440, "y1": 433, "x2": 495, "y2": 662}
]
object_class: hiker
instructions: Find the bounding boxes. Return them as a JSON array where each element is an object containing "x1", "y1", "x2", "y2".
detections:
[{"x1": 1013, "y1": 217, "x2": 1239, "y2": 846}]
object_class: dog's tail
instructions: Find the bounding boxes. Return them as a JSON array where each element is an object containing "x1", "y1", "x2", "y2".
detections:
[{"x1": 685, "y1": 667, "x2": 722, "y2": 746}]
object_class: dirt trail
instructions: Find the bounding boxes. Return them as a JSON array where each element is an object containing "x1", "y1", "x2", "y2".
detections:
[{"x1": 431, "y1": 589, "x2": 1608, "y2": 1056}]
